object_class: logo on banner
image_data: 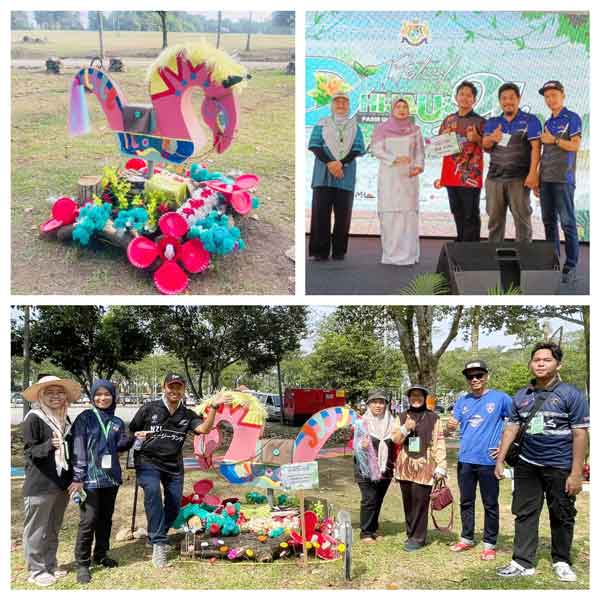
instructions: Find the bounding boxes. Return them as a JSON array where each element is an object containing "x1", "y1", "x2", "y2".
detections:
[{"x1": 400, "y1": 19, "x2": 430, "y2": 46}]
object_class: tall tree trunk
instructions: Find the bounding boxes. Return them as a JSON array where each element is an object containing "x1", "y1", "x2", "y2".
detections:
[
  {"x1": 22, "y1": 306, "x2": 31, "y2": 419},
  {"x1": 582, "y1": 306, "x2": 590, "y2": 394},
  {"x1": 276, "y1": 357, "x2": 284, "y2": 424},
  {"x1": 471, "y1": 306, "x2": 481, "y2": 354},
  {"x1": 216, "y1": 12, "x2": 222, "y2": 48},
  {"x1": 97, "y1": 12, "x2": 104, "y2": 60},
  {"x1": 245, "y1": 12, "x2": 252, "y2": 51},
  {"x1": 157, "y1": 12, "x2": 168, "y2": 49}
]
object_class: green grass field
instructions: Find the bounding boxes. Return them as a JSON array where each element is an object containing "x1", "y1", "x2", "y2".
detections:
[
  {"x1": 12, "y1": 30, "x2": 295, "y2": 60},
  {"x1": 11, "y1": 60, "x2": 295, "y2": 295},
  {"x1": 10, "y1": 439, "x2": 589, "y2": 590}
]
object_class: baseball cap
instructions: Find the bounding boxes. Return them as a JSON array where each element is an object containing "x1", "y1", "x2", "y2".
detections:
[
  {"x1": 163, "y1": 372, "x2": 186, "y2": 386},
  {"x1": 367, "y1": 390, "x2": 388, "y2": 403},
  {"x1": 462, "y1": 360, "x2": 489, "y2": 376},
  {"x1": 538, "y1": 80, "x2": 564, "y2": 95}
]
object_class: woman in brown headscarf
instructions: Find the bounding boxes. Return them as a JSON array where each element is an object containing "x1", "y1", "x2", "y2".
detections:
[{"x1": 392, "y1": 384, "x2": 447, "y2": 552}]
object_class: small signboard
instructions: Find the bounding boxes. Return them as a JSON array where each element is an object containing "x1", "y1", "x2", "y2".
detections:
[
  {"x1": 280, "y1": 461, "x2": 319, "y2": 491},
  {"x1": 425, "y1": 132, "x2": 460, "y2": 158}
]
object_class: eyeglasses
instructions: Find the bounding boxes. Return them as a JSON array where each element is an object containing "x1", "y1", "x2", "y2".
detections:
[{"x1": 466, "y1": 373, "x2": 486, "y2": 381}]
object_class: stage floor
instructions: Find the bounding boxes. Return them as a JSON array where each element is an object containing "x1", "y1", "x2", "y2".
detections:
[{"x1": 305, "y1": 236, "x2": 590, "y2": 296}]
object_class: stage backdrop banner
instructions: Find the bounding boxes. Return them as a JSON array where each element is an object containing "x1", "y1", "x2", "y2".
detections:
[{"x1": 305, "y1": 11, "x2": 590, "y2": 240}]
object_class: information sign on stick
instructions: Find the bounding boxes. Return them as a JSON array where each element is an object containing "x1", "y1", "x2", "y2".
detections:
[{"x1": 280, "y1": 462, "x2": 319, "y2": 568}]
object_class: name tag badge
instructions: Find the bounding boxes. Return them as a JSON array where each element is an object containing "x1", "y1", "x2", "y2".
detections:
[
  {"x1": 408, "y1": 436, "x2": 421, "y2": 453},
  {"x1": 528, "y1": 414, "x2": 545, "y2": 435},
  {"x1": 101, "y1": 454, "x2": 112, "y2": 469},
  {"x1": 498, "y1": 133, "x2": 511, "y2": 147}
]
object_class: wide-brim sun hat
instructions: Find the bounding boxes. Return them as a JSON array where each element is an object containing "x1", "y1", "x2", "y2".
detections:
[
  {"x1": 22, "y1": 375, "x2": 81, "y2": 404},
  {"x1": 404, "y1": 384, "x2": 429, "y2": 398}
]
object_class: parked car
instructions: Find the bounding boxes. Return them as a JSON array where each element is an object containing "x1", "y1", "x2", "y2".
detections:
[
  {"x1": 11, "y1": 392, "x2": 23, "y2": 406},
  {"x1": 257, "y1": 392, "x2": 281, "y2": 421}
]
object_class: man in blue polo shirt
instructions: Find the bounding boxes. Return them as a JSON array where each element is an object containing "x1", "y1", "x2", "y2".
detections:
[
  {"x1": 446, "y1": 359, "x2": 512, "y2": 560},
  {"x1": 495, "y1": 342, "x2": 589, "y2": 582},
  {"x1": 536, "y1": 80, "x2": 583, "y2": 285},
  {"x1": 482, "y1": 83, "x2": 542, "y2": 242}
]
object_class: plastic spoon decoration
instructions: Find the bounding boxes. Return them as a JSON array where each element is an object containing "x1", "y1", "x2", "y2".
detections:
[
  {"x1": 127, "y1": 212, "x2": 210, "y2": 294},
  {"x1": 205, "y1": 173, "x2": 259, "y2": 215}
]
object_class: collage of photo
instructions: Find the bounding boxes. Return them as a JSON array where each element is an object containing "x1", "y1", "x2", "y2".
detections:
[{"x1": 6, "y1": 4, "x2": 593, "y2": 595}]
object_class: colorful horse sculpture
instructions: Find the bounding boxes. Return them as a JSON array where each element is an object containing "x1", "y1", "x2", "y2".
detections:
[
  {"x1": 68, "y1": 41, "x2": 248, "y2": 164},
  {"x1": 193, "y1": 395, "x2": 357, "y2": 488}
]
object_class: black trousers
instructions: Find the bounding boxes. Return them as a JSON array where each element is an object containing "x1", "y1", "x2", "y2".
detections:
[
  {"x1": 309, "y1": 186, "x2": 354, "y2": 259},
  {"x1": 446, "y1": 186, "x2": 482, "y2": 242},
  {"x1": 512, "y1": 459, "x2": 577, "y2": 569},
  {"x1": 457, "y1": 462, "x2": 500, "y2": 545},
  {"x1": 74, "y1": 486, "x2": 119, "y2": 567},
  {"x1": 356, "y1": 476, "x2": 392, "y2": 538},
  {"x1": 399, "y1": 480, "x2": 432, "y2": 545}
]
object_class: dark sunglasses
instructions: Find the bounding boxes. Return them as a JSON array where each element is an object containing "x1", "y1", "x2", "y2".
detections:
[{"x1": 466, "y1": 372, "x2": 486, "y2": 381}]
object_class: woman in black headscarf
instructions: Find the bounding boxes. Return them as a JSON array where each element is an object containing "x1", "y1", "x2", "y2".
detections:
[
  {"x1": 391, "y1": 385, "x2": 447, "y2": 551},
  {"x1": 71, "y1": 380, "x2": 132, "y2": 584}
]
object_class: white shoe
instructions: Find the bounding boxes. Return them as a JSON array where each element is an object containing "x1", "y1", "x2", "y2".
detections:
[
  {"x1": 152, "y1": 543, "x2": 169, "y2": 568},
  {"x1": 27, "y1": 572, "x2": 57, "y2": 587},
  {"x1": 53, "y1": 569, "x2": 68, "y2": 578},
  {"x1": 496, "y1": 560, "x2": 535, "y2": 577},
  {"x1": 553, "y1": 561, "x2": 577, "y2": 582}
]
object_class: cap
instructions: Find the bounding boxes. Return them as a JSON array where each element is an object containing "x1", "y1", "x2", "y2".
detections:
[
  {"x1": 538, "y1": 80, "x2": 564, "y2": 95},
  {"x1": 163, "y1": 372, "x2": 186, "y2": 386},
  {"x1": 367, "y1": 390, "x2": 388, "y2": 404},
  {"x1": 462, "y1": 360, "x2": 489, "y2": 376},
  {"x1": 404, "y1": 384, "x2": 429, "y2": 398},
  {"x1": 331, "y1": 92, "x2": 349, "y2": 102}
]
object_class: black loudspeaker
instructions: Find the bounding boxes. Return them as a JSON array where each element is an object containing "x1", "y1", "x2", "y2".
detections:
[{"x1": 436, "y1": 242, "x2": 561, "y2": 295}]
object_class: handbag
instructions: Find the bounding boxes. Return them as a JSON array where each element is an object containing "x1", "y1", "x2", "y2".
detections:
[
  {"x1": 430, "y1": 477, "x2": 454, "y2": 533},
  {"x1": 505, "y1": 392, "x2": 545, "y2": 467}
]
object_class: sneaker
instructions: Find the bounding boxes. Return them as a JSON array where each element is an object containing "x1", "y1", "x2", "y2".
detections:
[
  {"x1": 561, "y1": 268, "x2": 576, "y2": 285},
  {"x1": 450, "y1": 540, "x2": 475, "y2": 552},
  {"x1": 94, "y1": 556, "x2": 118, "y2": 568},
  {"x1": 480, "y1": 548, "x2": 497, "y2": 561},
  {"x1": 152, "y1": 543, "x2": 169, "y2": 568},
  {"x1": 553, "y1": 561, "x2": 576, "y2": 582},
  {"x1": 76, "y1": 566, "x2": 91, "y2": 584},
  {"x1": 404, "y1": 539, "x2": 425, "y2": 552},
  {"x1": 27, "y1": 572, "x2": 56, "y2": 587},
  {"x1": 497, "y1": 560, "x2": 535, "y2": 577},
  {"x1": 53, "y1": 569, "x2": 68, "y2": 578}
]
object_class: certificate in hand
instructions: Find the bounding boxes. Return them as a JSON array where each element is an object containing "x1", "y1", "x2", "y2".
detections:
[{"x1": 425, "y1": 132, "x2": 461, "y2": 158}]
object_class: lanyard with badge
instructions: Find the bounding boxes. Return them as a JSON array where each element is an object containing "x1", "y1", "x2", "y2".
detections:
[
  {"x1": 92, "y1": 408, "x2": 115, "y2": 469},
  {"x1": 407, "y1": 413, "x2": 425, "y2": 453}
]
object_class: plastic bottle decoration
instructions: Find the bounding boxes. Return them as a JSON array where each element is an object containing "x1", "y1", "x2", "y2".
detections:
[
  {"x1": 40, "y1": 197, "x2": 79, "y2": 234},
  {"x1": 205, "y1": 173, "x2": 260, "y2": 215},
  {"x1": 127, "y1": 212, "x2": 210, "y2": 294}
]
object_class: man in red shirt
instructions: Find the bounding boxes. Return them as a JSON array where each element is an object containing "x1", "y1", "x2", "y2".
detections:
[{"x1": 438, "y1": 81, "x2": 486, "y2": 241}]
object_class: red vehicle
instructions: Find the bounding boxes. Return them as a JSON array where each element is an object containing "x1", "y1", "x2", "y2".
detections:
[{"x1": 283, "y1": 388, "x2": 346, "y2": 425}]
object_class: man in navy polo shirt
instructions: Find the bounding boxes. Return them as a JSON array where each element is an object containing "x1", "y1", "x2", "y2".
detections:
[
  {"x1": 495, "y1": 343, "x2": 589, "y2": 582},
  {"x1": 537, "y1": 80, "x2": 583, "y2": 285},
  {"x1": 482, "y1": 83, "x2": 542, "y2": 242},
  {"x1": 446, "y1": 359, "x2": 512, "y2": 560}
]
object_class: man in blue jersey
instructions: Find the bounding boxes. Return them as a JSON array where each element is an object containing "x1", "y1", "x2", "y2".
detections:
[
  {"x1": 495, "y1": 343, "x2": 589, "y2": 582},
  {"x1": 446, "y1": 359, "x2": 512, "y2": 560},
  {"x1": 536, "y1": 81, "x2": 583, "y2": 285}
]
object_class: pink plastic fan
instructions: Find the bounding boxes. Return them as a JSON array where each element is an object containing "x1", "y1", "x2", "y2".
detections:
[{"x1": 206, "y1": 173, "x2": 259, "y2": 215}]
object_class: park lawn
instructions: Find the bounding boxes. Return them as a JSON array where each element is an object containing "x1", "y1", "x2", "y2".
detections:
[
  {"x1": 10, "y1": 448, "x2": 589, "y2": 590},
  {"x1": 11, "y1": 64, "x2": 294, "y2": 295},
  {"x1": 12, "y1": 31, "x2": 295, "y2": 61}
]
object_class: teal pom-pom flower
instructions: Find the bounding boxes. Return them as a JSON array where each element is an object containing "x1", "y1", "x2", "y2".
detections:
[
  {"x1": 187, "y1": 210, "x2": 246, "y2": 256},
  {"x1": 72, "y1": 203, "x2": 112, "y2": 246},
  {"x1": 114, "y1": 207, "x2": 148, "y2": 232},
  {"x1": 252, "y1": 196, "x2": 260, "y2": 209}
]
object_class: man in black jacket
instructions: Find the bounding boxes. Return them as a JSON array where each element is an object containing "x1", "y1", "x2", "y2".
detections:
[{"x1": 129, "y1": 373, "x2": 231, "y2": 568}]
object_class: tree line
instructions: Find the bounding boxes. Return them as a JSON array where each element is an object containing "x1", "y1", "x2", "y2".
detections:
[
  {"x1": 11, "y1": 305, "x2": 588, "y2": 409},
  {"x1": 11, "y1": 11, "x2": 295, "y2": 34}
]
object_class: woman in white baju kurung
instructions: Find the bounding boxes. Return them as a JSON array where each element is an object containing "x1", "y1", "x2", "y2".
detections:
[{"x1": 371, "y1": 99, "x2": 425, "y2": 266}]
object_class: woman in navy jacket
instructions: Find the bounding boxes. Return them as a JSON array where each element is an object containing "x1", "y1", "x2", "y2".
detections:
[{"x1": 70, "y1": 380, "x2": 132, "y2": 584}]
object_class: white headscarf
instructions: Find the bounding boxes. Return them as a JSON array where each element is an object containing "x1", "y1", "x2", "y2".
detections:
[
  {"x1": 361, "y1": 405, "x2": 394, "y2": 475},
  {"x1": 319, "y1": 93, "x2": 358, "y2": 161}
]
